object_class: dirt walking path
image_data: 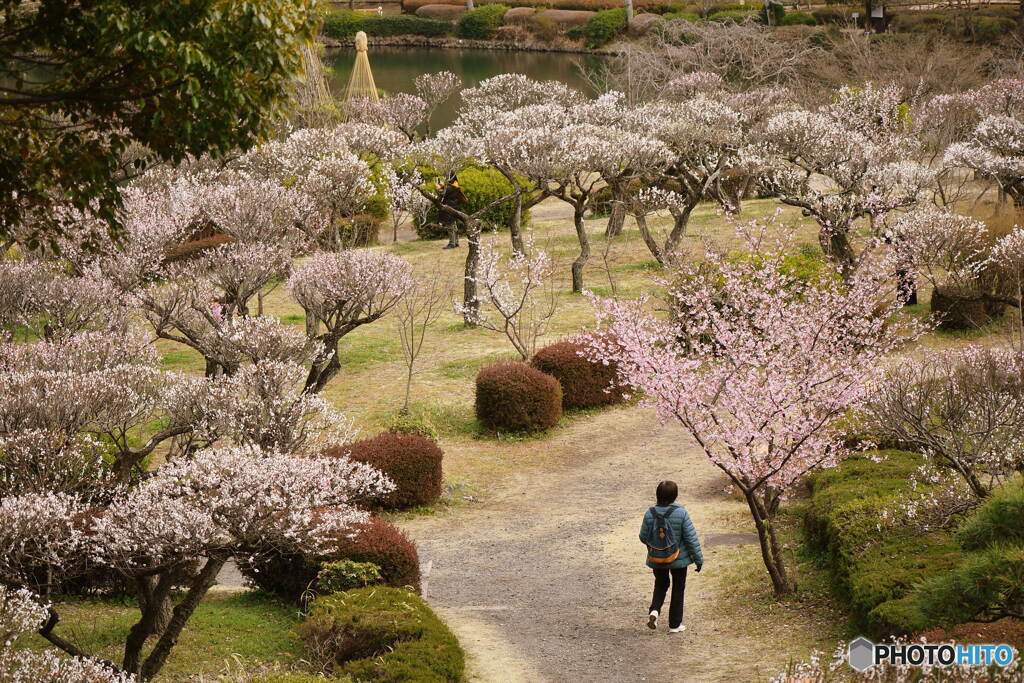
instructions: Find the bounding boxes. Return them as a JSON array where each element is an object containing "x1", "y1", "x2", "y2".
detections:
[{"x1": 401, "y1": 406, "x2": 842, "y2": 683}]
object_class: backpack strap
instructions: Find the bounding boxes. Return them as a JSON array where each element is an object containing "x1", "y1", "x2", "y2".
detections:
[
  {"x1": 649, "y1": 506, "x2": 660, "y2": 520},
  {"x1": 653, "y1": 505, "x2": 677, "y2": 520}
]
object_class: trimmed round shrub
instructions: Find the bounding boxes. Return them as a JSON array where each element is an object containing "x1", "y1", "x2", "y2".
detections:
[
  {"x1": 326, "y1": 433, "x2": 444, "y2": 510},
  {"x1": 475, "y1": 361, "x2": 562, "y2": 433},
  {"x1": 416, "y1": 3, "x2": 468, "y2": 19},
  {"x1": 300, "y1": 587, "x2": 464, "y2": 681},
  {"x1": 530, "y1": 336, "x2": 625, "y2": 410},
  {"x1": 930, "y1": 287, "x2": 1005, "y2": 330},
  {"x1": 315, "y1": 560, "x2": 383, "y2": 593},
  {"x1": 457, "y1": 4, "x2": 509, "y2": 38},
  {"x1": 540, "y1": 8, "x2": 595, "y2": 28},
  {"x1": 239, "y1": 516, "x2": 421, "y2": 602},
  {"x1": 781, "y1": 10, "x2": 816, "y2": 25},
  {"x1": 580, "y1": 7, "x2": 627, "y2": 47}
]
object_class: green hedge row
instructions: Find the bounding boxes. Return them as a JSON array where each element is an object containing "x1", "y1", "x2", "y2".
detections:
[
  {"x1": 803, "y1": 450, "x2": 961, "y2": 637},
  {"x1": 915, "y1": 478, "x2": 1024, "y2": 627},
  {"x1": 300, "y1": 587, "x2": 465, "y2": 682},
  {"x1": 322, "y1": 11, "x2": 452, "y2": 39}
]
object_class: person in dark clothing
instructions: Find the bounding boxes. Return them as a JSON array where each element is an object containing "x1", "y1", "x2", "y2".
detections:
[
  {"x1": 436, "y1": 173, "x2": 467, "y2": 249},
  {"x1": 638, "y1": 480, "x2": 704, "y2": 633}
]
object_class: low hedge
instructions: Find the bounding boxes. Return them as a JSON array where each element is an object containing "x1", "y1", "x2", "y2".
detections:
[
  {"x1": 803, "y1": 450, "x2": 961, "y2": 637},
  {"x1": 240, "y1": 517, "x2": 421, "y2": 602},
  {"x1": 579, "y1": 7, "x2": 627, "y2": 47},
  {"x1": 322, "y1": 11, "x2": 452, "y2": 39},
  {"x1": 417, "y1": 166, "x2": 529, "y2": 240},
  {"x1": 457, "y1": 4, "x2": 510, "y2": 38},
  {"x1": 301, "y1": 587, "x2": 464, "y2": 681},
  {"x1": 914, "y1": 478, "x2": 1024, "y2": 626},
  {"x1": 956, "y1": 478, "x2": 1024, "y2": 551},
  {"x1": 530, "y1": 336, "x2": 625, "y2": 410},
  {"x1": 326, "y1": 433, "x2": 444, "y2": 510},
  {"x1": 475, "y1": 361, "x2": 562, "y2": 433}
]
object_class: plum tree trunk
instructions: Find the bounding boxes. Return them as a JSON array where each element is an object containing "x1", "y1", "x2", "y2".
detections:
[
  {"x1": 507, "y1": 195, "x2": 525, "y2": 255},
  {"x1": 662, "y1": 203, "x2": 695, "y2": 265},
  {"x1": 463, "y1": 221, "x2": 482, "y2": 324},
  {"x1": 819, "y1": 225, "x2": 857, "y2": 280},
  {"x1": 572, "y1": 205, "x2": 590, "y2": 293},
  {"x1": 605, "y1": 199, "x2": 626, "y2": 239},
  {"x1": 635, "y1": 214, "x2": 666, "y2": 265},
  {"x1": 139, "y1": 554, "x2": 228, "y2": 680}
]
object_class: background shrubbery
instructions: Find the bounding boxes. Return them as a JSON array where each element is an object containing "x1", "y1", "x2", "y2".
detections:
[
  {"x1": 326, "y1": 433, "x2": 444, "y2": 510},
  {"x1": 417, "y1": 166, "x2": 529, "y2": 240},
  {"x1": 300, "y1": 587, "x2": 465, "y2": 681},
  {"x1": 457, "y1": 4, "x2": 510, "y2": 38},
  {"x1": 475, "y1": 361, "x2": 563, "y2": 433},
  {"x1": 322, "y1": 10, "x2": 452, "y2": 38},
  {"x1": 578, "y1": 8, "x2": 628, "y2": 47},
  {"x1": 241, "y1": 517, "x2": 421, "y2": 602}
]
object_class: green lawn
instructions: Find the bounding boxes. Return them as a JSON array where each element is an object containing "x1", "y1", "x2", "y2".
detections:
[{"x1": 25, "y1": 591, "x2": 307, "y2": 680}]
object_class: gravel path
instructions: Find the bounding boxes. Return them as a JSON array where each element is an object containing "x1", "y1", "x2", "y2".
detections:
[{"x1": 400, "y1": 406, "x2": 782, "y2": 683}]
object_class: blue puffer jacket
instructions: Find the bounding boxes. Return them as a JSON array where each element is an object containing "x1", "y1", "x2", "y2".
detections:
[{"x1": 639, "y1": 504, "x2": 704, "y2": 570}]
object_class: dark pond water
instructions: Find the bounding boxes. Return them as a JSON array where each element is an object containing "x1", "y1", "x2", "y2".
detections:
[{"x1": 323, "y1": 46, "x2": 603, "y2": 128}]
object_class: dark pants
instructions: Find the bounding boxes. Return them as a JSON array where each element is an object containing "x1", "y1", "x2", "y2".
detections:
[{"x1": 649, "y1": 566, "x2": 687, "y2": 628}]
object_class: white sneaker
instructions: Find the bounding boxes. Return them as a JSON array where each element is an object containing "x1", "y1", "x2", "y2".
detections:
[
  {"x1": 669, "y1": 625, "x2": 686, "y2": 633},
  {"x1": 647, "y1": 611, "x2": 658, "y2": 630}
]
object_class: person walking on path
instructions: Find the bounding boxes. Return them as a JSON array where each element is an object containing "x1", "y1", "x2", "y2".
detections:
[
  {"x1": 639, "y1": 480, "x2": 703, "y2": 633},
  {"x1": 436, "y1": 172, "x2": 467, "y2": 249}
]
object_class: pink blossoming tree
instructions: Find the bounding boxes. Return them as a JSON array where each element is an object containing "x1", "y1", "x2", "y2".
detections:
[{"x1": 586, "y1": 220, "x2": 927, "y2": 596}]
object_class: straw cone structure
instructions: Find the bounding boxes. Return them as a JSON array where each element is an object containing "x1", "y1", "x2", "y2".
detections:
[{"x1": 344, "y1": 31, "x2": 379, "y2": 104}]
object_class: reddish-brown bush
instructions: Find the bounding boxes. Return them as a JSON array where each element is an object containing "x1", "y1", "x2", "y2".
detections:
[
  {"x1": 239, "y1": 516, "x2": 421, "y2": 602},
  {"x1": 162, "y1": 233, "x2": 234, "y2": 265},
  {"x1": 475, "y1": 361, "x2": 562, "y2": 433},
  {"x1": 325, "y1": 433, "x2": 443, "y2": 510},
  {"x1": 530, "y1": 336, "x2": 625, "y2": 410}
]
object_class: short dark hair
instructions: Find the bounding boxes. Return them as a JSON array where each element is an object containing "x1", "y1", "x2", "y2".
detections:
[{"x1": 656, "y1": 480, "x2": 678, "y2": 506}]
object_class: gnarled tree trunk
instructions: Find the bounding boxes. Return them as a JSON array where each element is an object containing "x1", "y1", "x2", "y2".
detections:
[{"x1": 571, "y1": 205, "x2": 590, "y2": 293}]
